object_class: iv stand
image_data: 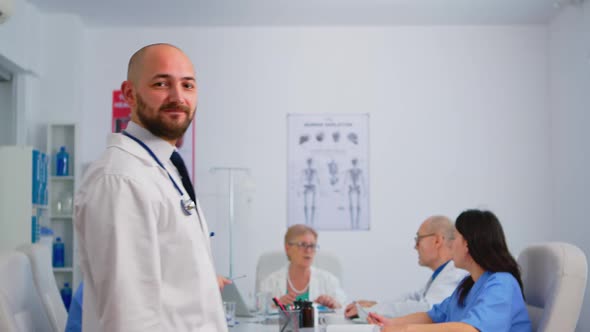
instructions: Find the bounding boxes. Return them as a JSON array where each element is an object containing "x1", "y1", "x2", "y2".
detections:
[{"x1": 209, "y1": 167, "x2": 250, "y2": 278}]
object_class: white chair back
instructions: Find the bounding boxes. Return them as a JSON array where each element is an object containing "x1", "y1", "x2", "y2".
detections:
[
  {"x1": 0, "y1": 251, "x2": 53, "y2": 332},
  {"x1": 518, "y1": 242, "x2": 588, "y2": 332},
  {"x1": 255, "y1": 250, "x2": 342, "y2": 294},
  {"x1": 18, "y1": 244, "x2": 67, "y2": 332}
]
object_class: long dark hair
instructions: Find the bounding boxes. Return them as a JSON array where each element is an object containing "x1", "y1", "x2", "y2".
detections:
[{"x1": 455, "y1": 209, "x2": 524, "y2": 305}]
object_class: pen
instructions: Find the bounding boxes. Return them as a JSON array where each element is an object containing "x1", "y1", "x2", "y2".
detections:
[
  {"x1": 230, "y1": 274, "x2": 247, "y2": 281},
  {"x1": 273, "y1": 297, "x2": 287, "y2": 312}
]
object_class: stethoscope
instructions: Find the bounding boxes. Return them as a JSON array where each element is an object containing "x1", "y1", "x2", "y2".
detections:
[{"x1": 122, "y1": 131, "x2": 197, "y2": 217}]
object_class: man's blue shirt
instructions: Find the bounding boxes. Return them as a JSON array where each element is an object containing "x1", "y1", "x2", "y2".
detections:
[{"x1": 64, "y1": 282, "x2": 84, "y2": 332}]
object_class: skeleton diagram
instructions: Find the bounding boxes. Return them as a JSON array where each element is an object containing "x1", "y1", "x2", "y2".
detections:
[
  {"x1": 302, "y1": 158, "x2": 320, "y2": 226},
  {"x1": 343, "y1": 158, "x2": 365, "y2": 229},
  {"x1": 327, "y1": 160, "x2": 339, "y2": 186}
]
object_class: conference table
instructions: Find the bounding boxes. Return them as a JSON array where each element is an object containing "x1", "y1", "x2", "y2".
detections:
[{"x1": 229, "y1": 310, "x2": 379, "y2": 332}]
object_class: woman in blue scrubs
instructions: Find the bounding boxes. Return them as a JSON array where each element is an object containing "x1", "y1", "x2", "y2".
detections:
[{"x1": 368, "y1": 209, "x2": 532, "y2": 332}]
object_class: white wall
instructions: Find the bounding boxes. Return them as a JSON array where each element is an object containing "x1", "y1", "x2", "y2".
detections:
[
  {"x1": 81, "y1": 26, "x2": 551, "y2": 303},
  {"x1": 549, "y1": 2, "x2": 590, "y2": 331},
  {"x1": 36, "y1": 13, "x2": 84, "y2": 143},
  {"x1": 0, "y1": 0, "x2": 41, "y2": 74},
  {"x1": 0, "y1": 7, "x2": 84, "y2": 149},
  {"x1": 0, "y1": 0, "x2": 43, "y2": 147}
]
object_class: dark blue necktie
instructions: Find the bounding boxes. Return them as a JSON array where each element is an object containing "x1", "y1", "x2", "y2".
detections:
[{"x1": 170, "y1": 151, "x2": 196, "y2": 203}]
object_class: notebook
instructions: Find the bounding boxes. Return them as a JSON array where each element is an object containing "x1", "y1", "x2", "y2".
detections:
[{"x1": 221, "y1": 283, "x2": 255, "y2": 317}]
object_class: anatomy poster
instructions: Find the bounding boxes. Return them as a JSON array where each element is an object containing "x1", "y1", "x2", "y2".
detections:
[
  {"x1": 111, "y1": 90, "x2": 196, "y2": 179},
  {"x1": 287, "y1": 114, "x2": 370, "y2": 231}
]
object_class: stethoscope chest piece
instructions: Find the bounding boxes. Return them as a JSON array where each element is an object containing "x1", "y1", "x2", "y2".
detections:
[
  {"x1": 181, "y1": 198, "x2": 196, "y2": 216},
  {"x1": 122, "y1": 131, "x2": 200, "y2": 219}
]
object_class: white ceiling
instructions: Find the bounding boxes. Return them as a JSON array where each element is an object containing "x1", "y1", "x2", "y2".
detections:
[{"x1": 26, "y1": 0, "x2": 571, "y2": 26}]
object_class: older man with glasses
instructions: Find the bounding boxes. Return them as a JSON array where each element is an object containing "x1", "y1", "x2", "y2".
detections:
[{"x1": 345, "y1": 215, "x2": 467, "y2": 320}]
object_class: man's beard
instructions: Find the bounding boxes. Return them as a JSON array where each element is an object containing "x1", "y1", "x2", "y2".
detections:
[{"x1": 136, "y1": 93, "x2": 194, "y2": 141}]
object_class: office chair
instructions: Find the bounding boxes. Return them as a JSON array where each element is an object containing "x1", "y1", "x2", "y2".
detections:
[
  {"x1": 518, "y1": 242, "x2": 588, "y2": 332},
  {"x1": 0, "y1": 250, "x2": 53, "y2": 332},
  {"x1": 255, "y1": 250, "x2": 343, "y2": 294},
  {"x1": 18, "y1": 243, "x2": 67, "y2": 332}
]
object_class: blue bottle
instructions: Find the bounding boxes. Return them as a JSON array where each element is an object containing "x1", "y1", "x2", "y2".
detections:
[
  {"x1": 56, "y1": 146, "x2": 69, "y2": 176},
  {"x1": 52, "y1": 237, "x2": 65, "y2": 267},
  {"x1": 60, "y1": 282, "x2": 72, "y2": 311}
]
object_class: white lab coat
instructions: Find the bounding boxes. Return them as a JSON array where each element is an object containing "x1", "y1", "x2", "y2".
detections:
[
  {"x1": 74, "y1": 123, "x2": 227, "y2": 332},
  {"x1": 260, "y1": 265, "x2": 347, "y2": 306},
  {"x1": 371, "y1": 260, "x2": 468, "y2": 318}
]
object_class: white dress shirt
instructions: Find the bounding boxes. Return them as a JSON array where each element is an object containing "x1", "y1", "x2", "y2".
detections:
[
  {"x1": 74, "y1": 122, "x2": 227, "y2": 332},
  {"x1": 371, "y1": 260, "x2": 468, "y2": 318}
]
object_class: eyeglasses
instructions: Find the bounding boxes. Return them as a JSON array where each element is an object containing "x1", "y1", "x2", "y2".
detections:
[
  {"x1": 414, "y1": 233, "x2": 436, "y2": 245},
  {"x1": 288, "y1": 242, "x2": 319, "y2": 251}
]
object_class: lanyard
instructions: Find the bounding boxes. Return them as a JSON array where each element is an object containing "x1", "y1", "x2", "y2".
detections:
[{"x1": 122, "y1": 131, "x2": 196, "y2": 216}]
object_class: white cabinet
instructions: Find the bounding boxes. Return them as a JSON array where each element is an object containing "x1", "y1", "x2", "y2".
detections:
[
  {"x1": 0, "y1": 146, "x2": 49, "y2": 251},
  {"x1": 47, "y1": 124, "x2": 80, "y2": 291}
]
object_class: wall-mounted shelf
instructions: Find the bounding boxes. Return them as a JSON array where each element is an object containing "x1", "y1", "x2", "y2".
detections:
[
  {"x1": 51, "y1": 216, "x2": 73, "y2": 220},
  {"x1": 50, "y1": 176, "x2": 75, "y2": 181},
  {"x1": 47, "y1": 123, "x2": 80, "y2": 292}
]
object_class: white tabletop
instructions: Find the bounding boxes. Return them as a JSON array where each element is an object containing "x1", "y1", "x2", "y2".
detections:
[
  {"x1": 229, "y1": 312, "x2": 378, "y2": 332},
  {"x1": 230, "y1": 320, "x2": 316, "y2": 332}
]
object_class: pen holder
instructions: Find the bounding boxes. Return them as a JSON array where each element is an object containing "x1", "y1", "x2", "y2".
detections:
[{"x1": 278, "y1": 309, "x2": 300, "y2": 332}]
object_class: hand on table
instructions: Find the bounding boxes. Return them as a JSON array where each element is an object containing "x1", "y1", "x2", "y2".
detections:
[
  {"x1": 278, "y1": 292, "x2": 297, "y2": 307},
  {"x1": 315, "y1": 294, "x2": 341, "y2": 309},
  {"x1": 344, "y1": 300, "x2": 376, "y2": 318},
  {"x1": 367, "y1": 312, "x2": 392, "y2": 326}
]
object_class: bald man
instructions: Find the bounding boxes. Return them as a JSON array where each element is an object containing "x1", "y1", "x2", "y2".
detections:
[
  {"x1": 75, "y1": 44, "x2": 228, "y2": 332},
  {"x1": 345, "y1": 216, "x2": 468, "y2": 320}
]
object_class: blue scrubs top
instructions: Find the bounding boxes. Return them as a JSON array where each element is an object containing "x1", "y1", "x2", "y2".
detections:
[
  {"x1": 427, "y1": 272, "x2": 531, "y2": 332},
  {"x1": 65, "y1": 282, "x2": 84, "y2": 332}
]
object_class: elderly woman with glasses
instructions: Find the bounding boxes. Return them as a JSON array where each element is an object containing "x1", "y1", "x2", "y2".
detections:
[{"x1": 259, "y1": 224, "x2": 347, "y2": 309}]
